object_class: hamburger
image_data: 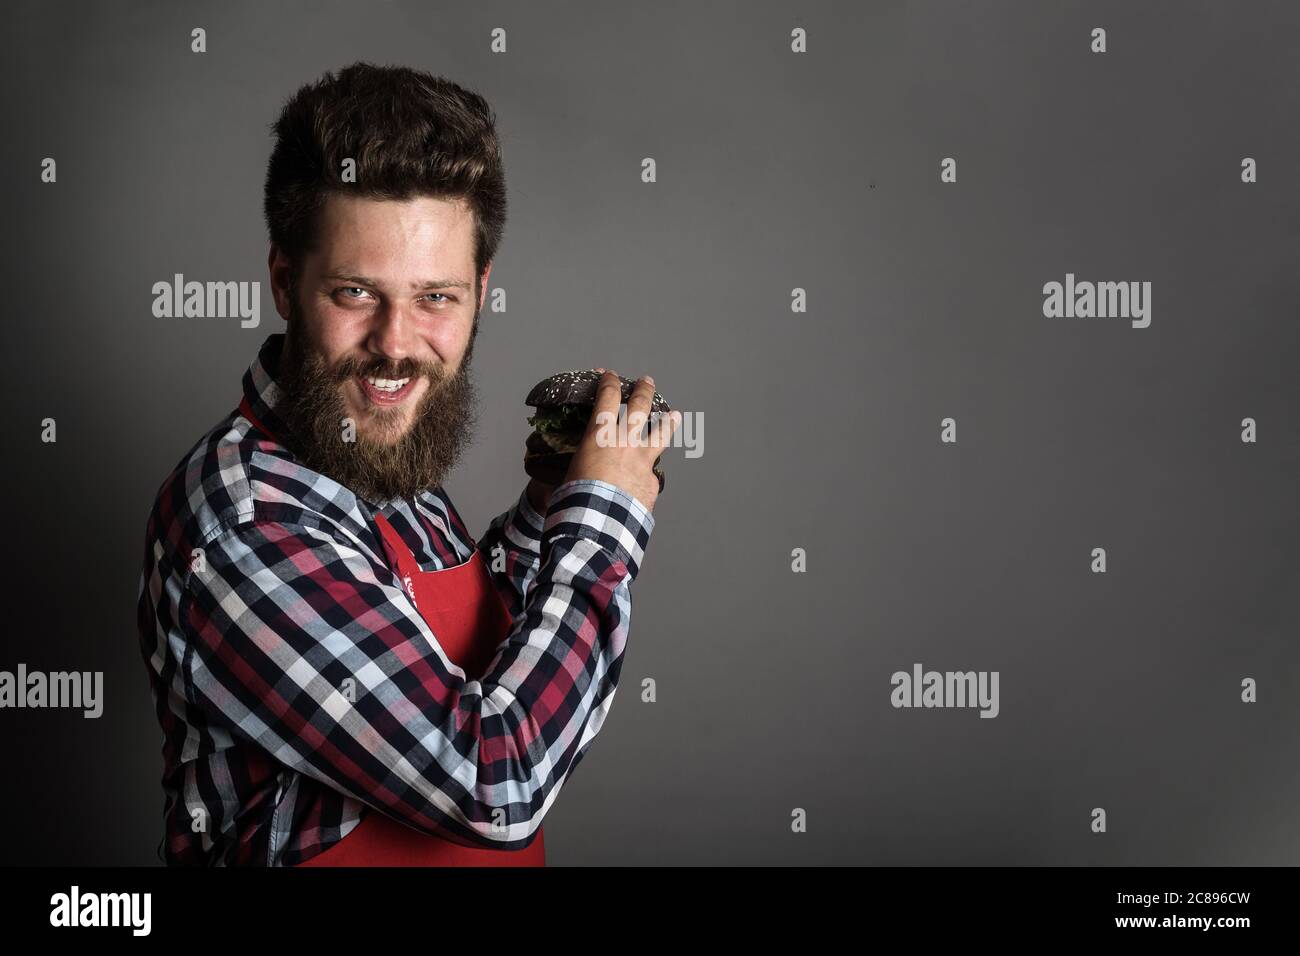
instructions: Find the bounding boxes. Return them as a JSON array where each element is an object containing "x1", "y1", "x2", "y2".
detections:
[{"x1": 524, "y1": 369, "x2": 671, "y2": 491}]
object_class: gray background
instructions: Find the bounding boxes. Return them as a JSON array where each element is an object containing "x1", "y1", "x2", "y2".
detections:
[{"x1": 3, "y1": 0, "x2": 1297, "y2": 865}]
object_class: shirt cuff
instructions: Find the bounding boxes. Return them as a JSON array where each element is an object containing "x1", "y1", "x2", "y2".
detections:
[
  {"x1": 542, "y1": 479, "x2": 655, "y2": 578},
  {"x1": 504, "y1": 485, "x2": 546, "y2": 554}
]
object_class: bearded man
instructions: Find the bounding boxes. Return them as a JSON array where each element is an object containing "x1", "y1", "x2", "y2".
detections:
[{"x1": 136, "y1": 62, "x2": 676, "y2": 866}]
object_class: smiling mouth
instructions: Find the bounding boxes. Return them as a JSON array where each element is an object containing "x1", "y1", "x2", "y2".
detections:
[{"x1": 356, "y1": 374, "x2": 418, "y2": 406}]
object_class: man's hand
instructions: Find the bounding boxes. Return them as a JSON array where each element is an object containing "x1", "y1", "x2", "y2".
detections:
[{"x1": 564, "y1": 371, "x2": 680, "y2": 513}]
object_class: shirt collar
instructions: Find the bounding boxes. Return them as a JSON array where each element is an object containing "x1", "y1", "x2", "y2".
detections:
[{"x1": 239, "y1": 332, "x2": 293, "y2": 444}]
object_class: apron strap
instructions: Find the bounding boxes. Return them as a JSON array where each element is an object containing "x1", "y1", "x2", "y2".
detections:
[{"x1": 372, "y1": 512, "x2": 423, "y2": 609}]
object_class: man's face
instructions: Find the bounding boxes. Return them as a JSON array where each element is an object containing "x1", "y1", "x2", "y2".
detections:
[{"x1": 269, "y1": 193, "x2": 490, "y2": 501}]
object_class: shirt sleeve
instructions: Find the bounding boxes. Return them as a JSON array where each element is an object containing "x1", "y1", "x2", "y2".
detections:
[
  {"x1": 179, "y1": 480, "x2": 653, "y2": 850},
  {"x1": 475, "y1": 484, "x2": 546, "y2": 626}
]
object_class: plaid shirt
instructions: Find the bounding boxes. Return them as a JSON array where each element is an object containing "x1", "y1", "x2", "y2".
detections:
[{"x1": 136, "y1": 333, "x2": 654, "y2": 866}]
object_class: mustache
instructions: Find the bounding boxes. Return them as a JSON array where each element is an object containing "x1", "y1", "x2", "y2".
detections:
[{"x1": 326, "y1": 355, "x2": 443, "y2": 383}]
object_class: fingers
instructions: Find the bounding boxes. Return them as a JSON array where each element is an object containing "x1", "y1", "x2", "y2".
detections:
[
  {"x1": 587, "y1": 370, "x2": 624, "y2": 434},
  {"x1": 588, "y1": 369, "x2": 674, "y2": 462},
  {"x1": 624, "y1": 375, "x2": 656, "y2": 442},
  {"x1": 648, "y1": 408, "x2": 681, "y2": 451}
]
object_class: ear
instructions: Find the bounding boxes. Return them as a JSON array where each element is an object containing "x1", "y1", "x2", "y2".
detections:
[
  {"x1": 268, "y1": 245, "x2": 295, "y2": 321},
  {"x1": 477, "y1": 261, "x2": 493, "y2": 313}
]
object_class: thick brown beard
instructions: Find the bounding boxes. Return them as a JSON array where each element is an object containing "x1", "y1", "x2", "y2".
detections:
[{"x1": 277, "y1": 307, "x2": 479, "y2": 504}]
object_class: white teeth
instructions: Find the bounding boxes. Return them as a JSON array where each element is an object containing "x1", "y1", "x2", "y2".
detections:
[{"x1": 365, "y1": 376, "x2": 410, "y2": 392}]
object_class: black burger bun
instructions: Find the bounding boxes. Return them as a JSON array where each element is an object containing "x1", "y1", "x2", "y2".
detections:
[
  {"x1": 526, "y1": 369, "x2": 670, "y2": 414},
  {"x1": 522, "y1": 450, "x2": 573, "y2": 487}
]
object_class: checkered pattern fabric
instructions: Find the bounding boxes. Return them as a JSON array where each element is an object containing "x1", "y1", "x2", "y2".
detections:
[{"x1": 136, "y1": 334, "x2": 654, "y2": 865}]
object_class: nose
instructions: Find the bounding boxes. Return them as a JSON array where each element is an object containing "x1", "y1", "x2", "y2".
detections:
[{"x1": 364, "y1": 301, "x2": 418, "y2": 367}]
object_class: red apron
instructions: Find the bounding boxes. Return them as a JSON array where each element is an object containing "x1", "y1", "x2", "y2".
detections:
[{"x1": 237, "y1": 396, "x2": 546, "y2": 867}]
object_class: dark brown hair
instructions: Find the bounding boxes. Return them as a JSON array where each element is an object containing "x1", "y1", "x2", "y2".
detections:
[{"x1": 263, "y1": 62, "x2": 507, "y2": 295}]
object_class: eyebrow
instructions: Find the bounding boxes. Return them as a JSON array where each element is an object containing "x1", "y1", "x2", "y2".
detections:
[{"x1": 322, "y1": 271, "x2": 473, "y2": 292}]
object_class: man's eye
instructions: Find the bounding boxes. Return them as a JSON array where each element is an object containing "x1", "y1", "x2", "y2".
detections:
[
  {"x1": 338, "y1": 287, "x2": 367, "y2": 299},
  {"x1": 426, "y1": 293, "x2": 451, "y2": 303}
]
